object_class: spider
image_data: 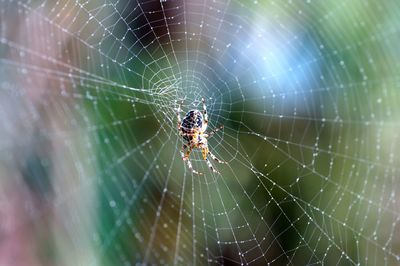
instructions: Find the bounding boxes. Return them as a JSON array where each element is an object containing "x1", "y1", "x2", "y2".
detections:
[{"x1": 176, "y1": 98, "x2": 226, "y2": 175}]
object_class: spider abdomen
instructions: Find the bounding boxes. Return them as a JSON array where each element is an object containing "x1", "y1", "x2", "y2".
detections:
[{"x1": 181, "y1": 110, "x2": 203, "y2": 131}]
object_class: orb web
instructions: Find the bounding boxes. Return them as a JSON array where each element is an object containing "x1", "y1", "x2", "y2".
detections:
[{"x1": 1, "y1": 0, "x2": 400, "y2": 265}]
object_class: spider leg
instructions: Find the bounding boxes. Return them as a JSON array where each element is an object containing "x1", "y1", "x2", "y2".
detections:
[
  {"x1": 208, "y1": 124, "x2": 224, "y2": 138},
  {"x1": 176, "y1": 99, "x2": 184, "y2": 130},
  {"x1": 201, "y1": 98, "x2": 208, "y2": 122},
  {"x1": 186, "y1": 159, "x2": 203, "y2": 175},
  {"x1": 181, "y1": 144, "x2": 203, "y2": 175},
  {"x1": 182, "y1": 143, "x2": 194, "y2": 161},
  {"x1": 201, "y1": 98, "x2": 208, "y2": 131},
  {"x1": 208, "y1": 151, "x2": 227, "y2": 164},
  {"x1": 205, "y1": 157, "x2": 219, "y2": 173},
  {"x1": 181, "y1": 144, "x2": 188, "y2": 160},
  {"x1": 201, "y1": 147, "x2": 219, "y2": 173}
]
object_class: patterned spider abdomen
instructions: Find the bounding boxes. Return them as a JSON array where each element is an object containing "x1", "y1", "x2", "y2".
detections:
[{"x1": 182, "y1": 110, "x2": 203, "y2": 130}]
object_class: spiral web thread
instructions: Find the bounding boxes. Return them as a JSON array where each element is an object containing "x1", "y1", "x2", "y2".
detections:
[{"x1": 1, "y1": 0, "x2": 400, "y2": 265}]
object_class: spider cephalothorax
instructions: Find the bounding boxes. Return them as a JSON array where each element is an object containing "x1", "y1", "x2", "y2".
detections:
[{"x1": 176, "y1": 98, "x2": 225, "y2": 175}]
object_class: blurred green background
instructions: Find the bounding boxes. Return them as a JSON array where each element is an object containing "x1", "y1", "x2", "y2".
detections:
[{"x1": 1, "y1": 0, "x2": 400, "y2": 265}]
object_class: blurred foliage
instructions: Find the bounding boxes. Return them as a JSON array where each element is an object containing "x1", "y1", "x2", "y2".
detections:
[
  {"x1": 87, "y1": 0, "x2": 400, "y2": 264},
  {"x1": 1, "y1": 0, "x2": 399, "y2": 265}
]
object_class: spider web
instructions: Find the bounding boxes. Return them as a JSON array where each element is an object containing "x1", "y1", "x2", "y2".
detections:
[{"x1": 1, "y1": 0, "x2": 400, "y2": 265}]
